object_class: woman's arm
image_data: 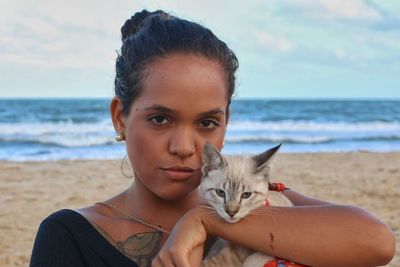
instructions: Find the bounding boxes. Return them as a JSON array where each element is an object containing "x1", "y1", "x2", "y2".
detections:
[
  {"x1": 282, "y1": 189, "x2": 334, "y2": 206},
  {"x1": 206, "y1": 205, "x2": 395, "y2": 267},
  {"x1": 153, "y1": 201, "x2": 395, "y2": 267}
]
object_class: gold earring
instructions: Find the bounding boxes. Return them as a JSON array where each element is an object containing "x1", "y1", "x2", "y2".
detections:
[{"x1": 114, "y1": 131, "x2": 125, "y2": 142}]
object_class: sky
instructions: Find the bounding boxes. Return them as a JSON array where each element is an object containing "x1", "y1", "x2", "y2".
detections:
[{"x1": 0, "y1": 0, "x2": 399, "y2": 99}]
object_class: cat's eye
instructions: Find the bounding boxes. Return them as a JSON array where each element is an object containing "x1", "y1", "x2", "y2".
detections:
[
  {"x1": 241, "y1": 192, "x2": 252, "y2": 199},
  {"x1": 215, "y1": 189, "x2": 225, "y2": 198}
]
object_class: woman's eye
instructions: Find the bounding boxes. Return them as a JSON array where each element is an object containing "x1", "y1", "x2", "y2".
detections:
[
  {"x1": 215, "y1": 189, "x2": 225, "y2": 198},
  {"x1": 149, "y1": 115, "x2": 169, "y2": 125},
  {"x1": 241, "y1": 192, "x2": 252, "y2": 199},
  {"x1": 200, "y1": 119, "x2": 219, "y2": 129}
]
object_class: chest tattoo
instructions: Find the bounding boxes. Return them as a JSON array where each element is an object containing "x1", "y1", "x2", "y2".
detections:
[
  {"x1": 90, "y1": 222, "x2": 163, "y2": 267},
  {"x1": 117, "y1": 231, "x2": 162, "y2": 267}
]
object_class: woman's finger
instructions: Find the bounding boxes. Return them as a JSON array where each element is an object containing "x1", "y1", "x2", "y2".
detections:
[
  {"x1": 171, "y1": 252, "x2": 191, "y2": 267},
  {"x1": 151, "y1": 253, "x2": 175, "y2": 267}
]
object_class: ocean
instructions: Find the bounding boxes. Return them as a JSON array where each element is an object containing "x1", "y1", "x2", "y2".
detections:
[{"x1": 0, "y1": 99, "x2": 399, "y2": 161}]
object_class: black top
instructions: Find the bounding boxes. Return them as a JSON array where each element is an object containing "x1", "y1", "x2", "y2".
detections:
[{"x1": 30, "y1": 209, "x2": 139, "y2": 267}]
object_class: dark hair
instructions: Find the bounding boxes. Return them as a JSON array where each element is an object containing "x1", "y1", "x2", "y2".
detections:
[{"x1": 114, "y1": 10, "x2": 239, "y2": 117}]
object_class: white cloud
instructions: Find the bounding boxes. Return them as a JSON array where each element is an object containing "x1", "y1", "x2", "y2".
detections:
[
  {"x1": 334, "y1": 48, "x2": 346, "y2": 60},
  {"x1": 319, "y1": 0, "x2": 382, "y2": 21},
  {"x1": 255, "y1": 32, "x2": 296, "y2": 53},
  {"x1": 0, "y1": 0, "x2": 249, "y2": 70},
  {"x1": 334, "y1": 48, "x2": 357, "y2": 62},
  {"x1": 281, "y1": 0, "x2": 383, "y2": 22},
  {"x1": 0, "y1": 0, "x2": 139, "y2": 70}
]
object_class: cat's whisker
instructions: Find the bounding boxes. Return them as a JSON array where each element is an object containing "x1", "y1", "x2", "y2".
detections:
[
  {"x1": 199, "y1": 210, "x2": 220, "y2": 219},
  {"x1": 257, "y1": 212, "x2": 280, "y2": 225},
  {"x1": 268, "y1": 212, "x2": 284, "y2": 225},
  {"x1": 199, "y1": 208, "x2": 218, "y2": 214},
  {"x1": 198, "y1": 206, "x2": 218, "y2": 214},
  {"x1": 250, "y1": 209, "x2": 284, "y2": 225},
  {"x1": 197, "y1": 206, "x2": 219, "y2": 215},
  {"x1": 198, "y1": 204, "x2": 215, "y2": 210}
]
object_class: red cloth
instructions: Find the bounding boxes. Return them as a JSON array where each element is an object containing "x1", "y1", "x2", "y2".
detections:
[{"x1": 263, "y1": 258, "x2": 307, "y2": 267}]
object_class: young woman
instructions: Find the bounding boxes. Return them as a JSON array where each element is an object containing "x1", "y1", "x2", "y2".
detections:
[{"x1": 30, "y1": 10, "x2": 395, "y2": 267}]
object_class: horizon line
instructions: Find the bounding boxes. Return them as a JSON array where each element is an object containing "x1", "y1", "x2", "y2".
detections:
[{"x1": 1, "y1": 96, "x2": 399, "y2": 101}]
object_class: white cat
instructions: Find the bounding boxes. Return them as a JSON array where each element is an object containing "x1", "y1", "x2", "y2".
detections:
[{"x1": 200, "y1": 142, "x2": 292, "y2": 267}]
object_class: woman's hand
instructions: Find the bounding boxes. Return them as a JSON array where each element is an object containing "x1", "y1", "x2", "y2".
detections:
[{"x1": 151, "y1": 207, "x2": 213, "y2": 267}]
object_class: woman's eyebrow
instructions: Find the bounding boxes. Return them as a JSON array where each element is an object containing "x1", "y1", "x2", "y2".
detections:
[
  {"x1": 142, "y1": 105, "x2": 175, "y2": 114},
  {"x1": 142, "y1": 105, "x2": 224, "y2": 117},
  {"x1": 199, "y1": 108, "x2": 225, "y2": 117}
]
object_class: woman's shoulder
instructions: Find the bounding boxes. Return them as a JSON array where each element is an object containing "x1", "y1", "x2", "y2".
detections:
[
  {"x1": 44, "y1": 209, "x2": 81, "y2": 221},
  {"x1": 42, "y1": 205, "x2": 105, "y2": 229},
  {"x1": 35, "y1": 208, "x2": 120, "y2": 256},
  {"x1": 32, "y1": 209, "x2": 140, "y2": 267},
  {"x1": 31, "y1": 209, "x2": 96, "y2": 266},
  {"x1": 41, "y1": 209, "x2": 88, "y2": 228},
  {"x1": 36, "y1": 207, "x2": 118, "y2": 248}
]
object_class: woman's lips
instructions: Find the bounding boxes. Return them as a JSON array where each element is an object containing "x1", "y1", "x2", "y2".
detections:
[{"x1": 161, "y1": 166, "x2": 197, "y2": 180}]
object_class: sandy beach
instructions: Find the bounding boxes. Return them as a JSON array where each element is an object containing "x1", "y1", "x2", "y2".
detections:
[{"x1": 0, "y1": 152, "x2": 399, "y2": 266}]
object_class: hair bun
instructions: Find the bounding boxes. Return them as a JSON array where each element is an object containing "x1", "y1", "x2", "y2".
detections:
[
  {"x1": 121, "y1": 10, "x2": 169, "y2": 41},
  {"x1": 121, "y1": 10, "x2": 152, "y2": 41}
]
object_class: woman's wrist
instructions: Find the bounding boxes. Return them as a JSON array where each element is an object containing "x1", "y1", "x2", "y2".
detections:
[{"x1": 186, "y1": 206, "x2": 220, "y2": 236}]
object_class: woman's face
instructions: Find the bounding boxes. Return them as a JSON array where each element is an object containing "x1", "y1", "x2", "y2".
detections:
[{"x1": 124, "y1": 54, "x2": 229, "y2": 200}]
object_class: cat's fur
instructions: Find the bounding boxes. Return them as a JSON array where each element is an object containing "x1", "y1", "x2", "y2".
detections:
[{"x1": 200, "y1": 143, "x2": 292, "y2": 267}]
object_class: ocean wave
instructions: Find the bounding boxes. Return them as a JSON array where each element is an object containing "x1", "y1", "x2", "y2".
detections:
[
  {"x1": 0, "y1": 119, "x2": 116, "y2": 147},
  {"x1": 0, "y1": 120, "x2": 114, "y2": 135},
  {"x1": 224, "y1": 134, "x2": 400, "y2": 144},
  {"x1": 1, "y1": 120, "x2": 399, "y2": 135},
  {"x1": 0, "y1": 135, "x2": 118, "y2": 147},
  {"x1": 2, "y1": 133, "x2": 399, "y2": 147},
  {"x1": 227, "y1": 120, "x2": 400, "y2": 132},
  {"x1": 1, "y1": 119, "x2": 400, "y2": 147}
]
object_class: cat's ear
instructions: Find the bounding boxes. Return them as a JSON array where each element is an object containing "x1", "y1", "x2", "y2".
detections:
[
  {"x1": 252, "y1": 144, "x2": 281, "y2": 175},
  {"x1": 201, "y1": 142, "x2": 227, "y2": 177}
]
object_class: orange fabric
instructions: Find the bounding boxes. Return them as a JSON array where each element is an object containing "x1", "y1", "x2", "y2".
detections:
[{"x1": 269, "y1": 182, "x2": 287, "y2": 192}]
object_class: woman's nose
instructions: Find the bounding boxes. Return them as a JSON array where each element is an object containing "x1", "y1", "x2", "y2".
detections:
[{"x1": 168, "y1": 127, "x2": 195, "y2": 158}]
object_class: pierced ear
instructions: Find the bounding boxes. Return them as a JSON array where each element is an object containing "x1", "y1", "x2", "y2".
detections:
[
  {"x1": 252, "y1": 144, "x2": 281, "y2": 174},
  {"x1": 201, "y1": 142, "x2": 227, "y2": 177},
  {"x1": 110, "y1": 96, "x2": 126, "y2": 133}
]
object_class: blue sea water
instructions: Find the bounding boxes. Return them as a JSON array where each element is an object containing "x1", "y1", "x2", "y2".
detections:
[{"x1": 0, "y1": 99, "x2": 399, "y2": 161}]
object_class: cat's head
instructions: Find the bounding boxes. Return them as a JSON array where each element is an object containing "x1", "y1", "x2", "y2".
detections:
[{"x1": 200, "y1": 142, "x2": 280, "y2": 223}]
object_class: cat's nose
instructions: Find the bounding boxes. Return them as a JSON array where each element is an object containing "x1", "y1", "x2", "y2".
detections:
[{"x1": 225, "y1": 208, "x2": 239, "y2": 217}]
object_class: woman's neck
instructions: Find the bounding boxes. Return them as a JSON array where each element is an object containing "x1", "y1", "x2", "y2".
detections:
[{"x1": 115, "y1": 181, "x2": 201, "y2": 230}]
